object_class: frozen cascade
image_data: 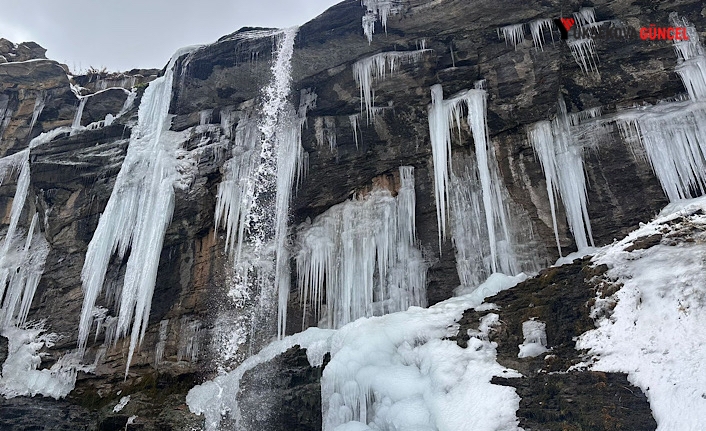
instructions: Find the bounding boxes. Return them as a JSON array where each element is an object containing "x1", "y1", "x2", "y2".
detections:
[
  {"x1": 573, "y1": 7, "x2": 597, "y2": 27},
  {"x1": 0, "y1": 127, "x2": 81, "y2": 399},
  {"x1": 28, "y1": 93, "x2": 45, "y2": 134},
  {"x1": 352, "y1": 49, "x2": 431, "y2": 123},
  {"x1": 527, "y1": 98, "x2": 596, "y2": 254},
  {"x1": 295, "y1": 166, "x2": 427, "y2": 329},
  {"x1": 77, "y1": 45, "x2": 200, "y2": 376},
  {"x1": 428, "y1": 84, "x2": 518, "y2": 277},
  {"x1": 614, "y1": 17, "x2": 706, "y2": 202}
]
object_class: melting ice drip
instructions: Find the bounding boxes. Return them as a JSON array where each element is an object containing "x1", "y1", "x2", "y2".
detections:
[
  {"x1": 353, "y1": 49, "x2": 432, "y2": 123},
  {"x1": 77, "y1": 46, "x2": 199, "y2": 376},
  {"x1": 614, "y1": 15, "x2": 706, "y2": 202},
  {"x1": 527, "y1": 97, "x2": 597, "y2": 255},
  {"x1": 296, "y1": 166, "x2": 427, "y2": 329},
  {"x1": 213, "y1": 28, "x2": 307, "y2": 344},
  {"x1": 428, "y1": 83, "x2": 522, "y2": 280},
  {"x1": 361, "y1": 0, "x2": 401, "y2": 43}
]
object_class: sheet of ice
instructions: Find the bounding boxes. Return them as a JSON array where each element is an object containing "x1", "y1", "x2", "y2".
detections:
[
  {"x1": 576, "y1": 197, "x2": 706, "y2": 430},
  {"x1": 353, "y1": 49, "x2": 431, "y2": 123},
  {"x1": 188, "y1": 272, "x2": 524, "y2": 431},
  {"x1": 78, "y1": 45, "x2": 200, "y2": 376},
  {"x1": 517, "y1": 319, "x2": 549, "y2": 358},
  {"x1": 296, "y1": 166, "x2": 427, "y2": 329}
]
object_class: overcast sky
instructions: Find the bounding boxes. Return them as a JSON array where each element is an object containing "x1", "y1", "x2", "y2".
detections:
[{"x1": 0, "y1": 0, "x2": 343, "y2": 72}]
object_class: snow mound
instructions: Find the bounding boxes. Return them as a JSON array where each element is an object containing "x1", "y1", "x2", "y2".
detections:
[{"x1": 577, "y1": 197, "x2": 706, "y2": 430}]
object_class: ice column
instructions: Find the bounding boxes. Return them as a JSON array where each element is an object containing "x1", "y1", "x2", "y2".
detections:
[
  {"x1": 78, "y1": 46, "x2": 199, "y2": 375},
  {"x1": 428, "y1": 84, "x2": 516, "y2": 275},
  {"x1": 296, "y1": 167, "x2": 427, "y2": 329},
  {"x1": 527, "y1": 98, "x2": 595, "y2": 254}
]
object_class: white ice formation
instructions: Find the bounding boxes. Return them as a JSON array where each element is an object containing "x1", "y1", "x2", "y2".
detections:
[
  {"x1": 295, "y1": 166, "x2": 427, "y2": 329},
  {"x1": 527, "y1": 97, "x2": 596, "y2": 255},
  {"x1": 77, "y1": 45, "x2": 200, "y2": 376},
  {"x1": 352, "y1": 49, "x2": 432, "y2": 123},
  {"x1": 517, "y1": 319, "x2": 549, "y2": 358},
  {"x1": 530, "y1": 19, "x2": 555, "y2": 51},
  {"x1": 360, "y1": 0, "x2": 402, "y2": 43},
  {"x1": 213, "y1": 28, "x2": 308, "y2": 344},
  {"x1": 498, "y1": 24, "x2": 526, "y2": 50},
  {"x1": 187, "y1": 273, "x2": 527, "y2": 431},
  {"x1": 0, "y1": 128, "x2": 83, "y2": 399},
  {"x1": 614, "y1": 16, "x2": 706, "y2": 202},
  {"x1": 428, "y1": 83, "x2": 528, "y2": 286},
  {"x1": 567, "y1": 38, "x2": 599, "y2": 74}
]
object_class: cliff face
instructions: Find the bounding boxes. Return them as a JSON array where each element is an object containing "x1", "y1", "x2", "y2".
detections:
[{"x1": 0, "y1": 0, "x2": 704, "y2": 429}]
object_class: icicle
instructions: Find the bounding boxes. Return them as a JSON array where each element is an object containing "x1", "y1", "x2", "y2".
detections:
[
  {"x1": 360, "y1": 0, "x2": 401, "y2": 43},
  {"x1": 352, "y1": 49, "x2": 432, "y2": 123},
  {"x1": 568, "y1": 38, "x2": 599, "y2": 74},
  {"x1": 296, "y1": 167, "x2": 426, "y2": 329},
  {"x1": 349, "y1": 114, "x2": 360, "y2": 148},
  {"x1": 154, "y1": 319, "x2": 169, "y2": 366},
  {"x1": 77, "y1": 45, "x2": 200, "y2": 377},
  {"x1": 527, "y1": 98, "x2": 595, "y2": 253},
  {"x1": 530, "y1": 19, "x2": 555, "y2": 51},
  {"x1": 28, "y1": 93, "x2": 45, "y2": 134},
  {"x1": 573, "y1": 7, "x2": 596, "y2": 27},
  {"x1": 498, "y1": 24, "x2": 525, "y2": 50}
]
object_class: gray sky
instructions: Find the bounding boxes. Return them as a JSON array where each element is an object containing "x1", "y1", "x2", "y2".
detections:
[{"x1": 0, "y1": 0, "x2": 343, "y2": 72}]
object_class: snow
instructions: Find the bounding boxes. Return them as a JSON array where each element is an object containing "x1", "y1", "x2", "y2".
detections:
[
  {"x1": 77, "y1": 45, "x2": 200, "y2": 376},
  {"x1": 576, "y1": 196, "x2": 706, "y2": 430},
  {"x1": 352, "y1": 49, "x2": 431, "y2": 123},
  {"x1": 113, "y1": 395, "x2": 131, "y2": 413},
  {"x1": 188, "y1": 272, "x2": 525, "y2": 431},
  {"x1": 498, "y1": 24, "x2": 525, "y2": 50},
  {"x1": 295, "y1": 166, "x2": 427, "y2": 329},
  {"x1": 527, "y1": 97, "x2": 596, "y2": 255},
  {"x1": 517, "y1": 319, "x2": 548, "y2": 359}
]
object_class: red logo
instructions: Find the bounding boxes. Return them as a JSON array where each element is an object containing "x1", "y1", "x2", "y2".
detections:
[{"x1": 559, "y1": 18, "x2": 576, "y2": 32}]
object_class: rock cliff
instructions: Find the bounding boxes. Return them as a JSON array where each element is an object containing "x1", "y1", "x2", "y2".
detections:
[{"x1": 0, "y1": 0, "x2": 704, "y2": 429}]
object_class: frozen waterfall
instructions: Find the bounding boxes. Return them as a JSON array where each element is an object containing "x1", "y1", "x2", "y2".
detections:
[
  {"x1": 295, "y1": 166, "x2": 427, "y2": 329},
  {"x1": 77, "y1": 45, "x2": 200, "y2": 376}
]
